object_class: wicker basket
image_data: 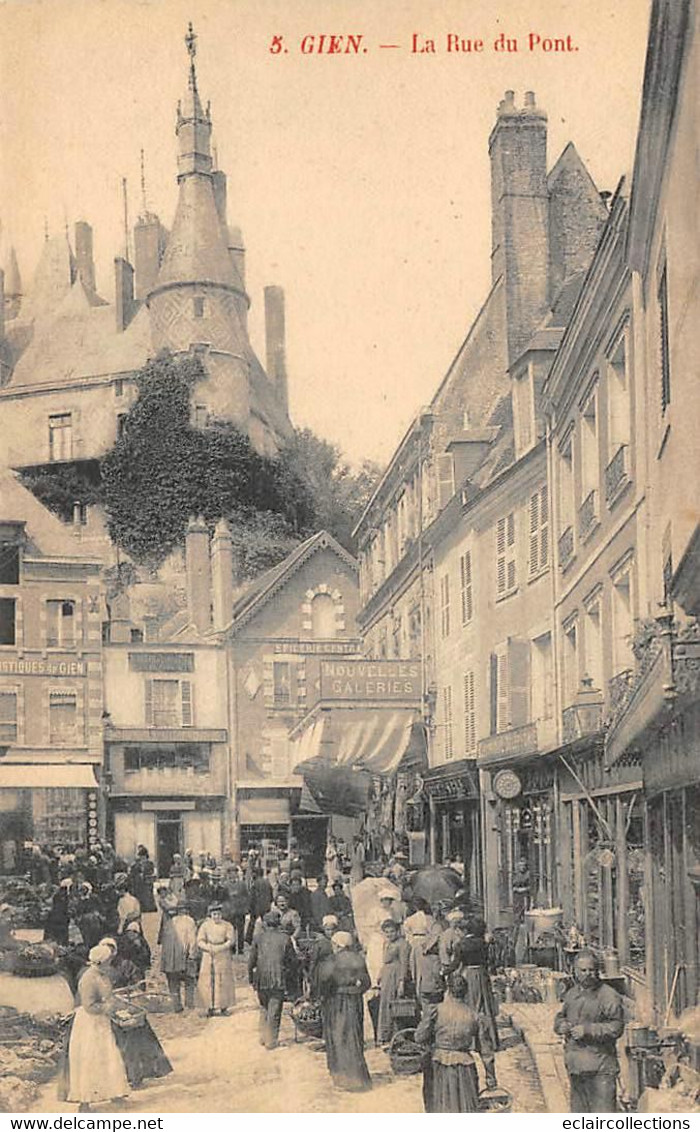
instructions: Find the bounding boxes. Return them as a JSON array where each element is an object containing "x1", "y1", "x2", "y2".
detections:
[
  {"x1": 290, "y1": 997, "x2": 323, "y2": 1039},
  {"x1": 112, "y1": 1003, "x2": 146, "y2": 1031},
  {"x1": 389, "y1": 1028, "x2": 425, "y2": 1076}
]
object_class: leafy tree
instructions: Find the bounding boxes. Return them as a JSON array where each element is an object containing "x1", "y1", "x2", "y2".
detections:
[
  {"x1": 24, "y1": 351, "x2": 381, "y2": 576},
  {"x1": 19, "y1": 465, "x2": 101, "y2": 523}
]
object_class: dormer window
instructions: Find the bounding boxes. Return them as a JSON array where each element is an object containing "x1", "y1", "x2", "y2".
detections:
[{"x1": 0, "y1": 543, "x2": 20, "y2": 585}]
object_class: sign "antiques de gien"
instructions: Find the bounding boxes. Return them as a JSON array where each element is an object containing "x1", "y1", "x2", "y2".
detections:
[
  {"x1": 320, "y1": 659, "x2": 422, "y2": 702},
  {"x1": 0, "y1": 654, "x2": 86, "y2": 677}
]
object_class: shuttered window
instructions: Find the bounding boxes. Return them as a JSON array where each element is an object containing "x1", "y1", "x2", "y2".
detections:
[
  {"x1": 463, "y1": 671, "x2": 476, "y2": 754},
  {"x1": 145, "y1": 679, "x2": 194, "y2": 727},
  {"x1": 443, "y1": 685, "x2": 453, "y2": 760},
  {"x1": 460, "y1": 550, "x2": 473, "y2": 625},
  {"x1": 490, "y1": 640, "x2": 530, "y2": 734},
  {"x1": 440, "y1": 573, "x2": 451, "y2": 638},
  {"x1": 437, "y1": 454, "x2": 455, "y2": 511},
  {"x1": 496, "y1": 513, "x2": 516, "y2": 597},
  {"x1": 528, "y1": 485, "x2": 549, "y2": 578}
]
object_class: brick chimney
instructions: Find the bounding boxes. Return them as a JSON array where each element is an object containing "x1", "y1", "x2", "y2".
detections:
[
  {"x1": 74, "y1": 221, "x2": 96, "y2": 294},
  {"x1": 134, "y1": 215, "x2": 165, "y2": 301},
  {"x1": 186, "y1": 516, "x2": 211, "y2": 634},
  {"x1": 489, "y1": 91, "x2": 550, "y2": 364},
  {"x1": 114, "y1": 257, "x2": 135, "y2": 331},
  {"x1": 211, "y1": 518, "x2": 234, "y2": 631},
  {"x1": 264, "y1": 285, "x2": 288, "y2": 413}
]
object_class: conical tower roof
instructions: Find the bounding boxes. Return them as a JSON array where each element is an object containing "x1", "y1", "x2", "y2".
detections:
[
  {"x1": 150, "y1": 25, "x2": 245, "y2": 297},
  {"x1": 26, "y1": 231, "x2": 76, "y2": 320},
  {"x1": 5, "y1": 247, "x2": 21, "y2": 296}
]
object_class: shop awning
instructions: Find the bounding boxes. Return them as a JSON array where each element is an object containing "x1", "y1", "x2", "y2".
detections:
[
  {"x1": 0, "y1": 764, "x2": 98, "y2": 789},
  {"x1": 334, "y1": 709, "x2": 420, "y2": 774}
]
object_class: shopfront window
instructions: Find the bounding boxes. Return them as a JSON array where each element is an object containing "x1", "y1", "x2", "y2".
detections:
[{"x1": 33, "y1": 788, "x2": 86, "y2": 844}]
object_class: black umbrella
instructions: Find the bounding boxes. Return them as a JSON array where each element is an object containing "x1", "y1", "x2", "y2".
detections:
[{"x1": 407, "y1": 866, "x2": 463, "y2": 907}]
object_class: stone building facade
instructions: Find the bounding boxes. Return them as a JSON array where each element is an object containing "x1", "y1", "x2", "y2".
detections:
[{"x1": 0, "y1": 470, "x2": 103, "y2": 868}]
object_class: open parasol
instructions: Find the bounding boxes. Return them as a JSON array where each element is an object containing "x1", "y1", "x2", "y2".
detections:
[{"x1": 406, "y1": 866, "x2": 463, "y2": 907}]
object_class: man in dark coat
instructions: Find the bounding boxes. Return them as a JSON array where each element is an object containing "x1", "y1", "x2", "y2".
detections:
[
  {"x1": 248, "y1": 910, "x2": 296, "y2": 1049},
  {"x1": 288, "y1": 875, "x2": 313, "y2": 929},
  {"x1": 223, "y1": 869, "x2": 250, "y2": 954},
  {"x1": 246, "y1": 870, "x2": 273, "y2": 944},
  {"x1": 328, "y1": 879, "x2": 353, "y2": 929},
  {"x1": 310, "y1": 875, "x2": 331, "y2": 930},
  {"x1": 554, "y1": 951, "x2": 624, "y2": 1112}
]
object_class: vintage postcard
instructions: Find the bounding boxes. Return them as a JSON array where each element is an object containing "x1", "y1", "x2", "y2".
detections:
[{"x1": 0, "y1": 0, "x2": 698, "y2": 1117}]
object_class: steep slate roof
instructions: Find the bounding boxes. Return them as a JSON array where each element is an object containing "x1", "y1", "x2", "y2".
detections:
[
  {"x1": 9, "y1": 285, "x2": 153, "y2": 387},
  {"x1": 0, "y1": 466, "x2": 92, "y2": 558},
  {"x1": 154, "y1": 174, "x2": 244, "y2": 292},
  {"x1": 228, "y1": 530, "x2": 357, "y2": 633}
]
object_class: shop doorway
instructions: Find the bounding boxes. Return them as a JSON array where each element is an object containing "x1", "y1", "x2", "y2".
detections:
[{"x1": 156, "y1": 812, "x2": 182, "y2": 877}]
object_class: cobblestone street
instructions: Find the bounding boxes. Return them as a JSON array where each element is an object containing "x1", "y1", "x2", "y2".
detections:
[{"x1": 38, "y1": 959, "x2": 547, "y2": 1114}]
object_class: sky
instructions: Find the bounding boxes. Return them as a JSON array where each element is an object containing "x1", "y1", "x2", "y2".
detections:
[{"x1": 0, "y1": 0, "x2": 652, "y2": 466}]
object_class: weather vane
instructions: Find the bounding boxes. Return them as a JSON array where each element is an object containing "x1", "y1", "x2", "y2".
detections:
[{"x1": 185, "y1": 22, "x2": 197, "y2": 61}]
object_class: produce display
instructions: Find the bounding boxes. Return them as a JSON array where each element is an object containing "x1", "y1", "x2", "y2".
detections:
[{"x1": 0, "y1": 1007, "x2": 68, "y2": 1113}]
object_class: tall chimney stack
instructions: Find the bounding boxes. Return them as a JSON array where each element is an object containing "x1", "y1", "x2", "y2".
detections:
[
  {"x1": 489, "y1": 90, "x2": 549, "y2": 364},
  {"x1": 186, "y1": 516, "x2": 212, "y2": 635},
  {"x1": 114, "y1": 257, "x2": 135, "y2": 331},
  {"x1": 0, "y1": 269, "x2": 5, "y2": 342},
  {"x1": 74, "y1": 221, "x2": 96, "y2": 294},
  {"x1": 264, "y1": 285, "x2": 288, "y2": 413},
  {"x1": 134, "y1": 215, "x2": 165, "y2": 301},
  {"x1": 211, "y1": 518, "x2": 234, "y2": 632},
  {"x1": 212, "y1": 170, "x2": 228, "y2": 229}
]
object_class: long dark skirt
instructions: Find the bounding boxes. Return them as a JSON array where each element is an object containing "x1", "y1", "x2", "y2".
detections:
[
  {"x1": 322, "y1": 992, "x2": 372, "y2": 1092},
  {"x1": 423, "y1": 1058, "x2": 479, "y2": 1113},
  {"x1": 462, "y1": 966, "x2": 500, "y2": 1051},
  {"x1": 113, "y1": 1020, "x2": 172, "y2": 1088}
]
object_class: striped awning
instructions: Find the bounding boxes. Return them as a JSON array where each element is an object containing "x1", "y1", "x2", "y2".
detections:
[{"x1": 334, "y1": 709, "x2": 420, "y2": 774}]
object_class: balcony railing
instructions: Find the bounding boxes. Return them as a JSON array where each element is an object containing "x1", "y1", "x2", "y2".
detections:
[
  {"x1": 558, "y1": 525, "x2": 574, "y2": 571},
  {"x1": 478, "y1": 721, "x2": 538, "y2": 762},
  {"x1": 605, "y1": 444, "x2": 628, "y2": 505},
  {"x1": 578, "y1": 489, "x2": 598, "y2": 541},
  {"x1": 561, "y1": 699, "x2": 604, "y2": 743}
]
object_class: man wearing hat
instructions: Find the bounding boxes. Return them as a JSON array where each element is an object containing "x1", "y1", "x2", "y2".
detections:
[
  {"x1": 328, "y1": 878, "x2": 353, "y2": 929},
  {"x1": 160, "y1": 899, "x2": 198, "y2": 1012},
  {"x1": 248, "y1": 910, "x2": 296, "y2": 1049}
]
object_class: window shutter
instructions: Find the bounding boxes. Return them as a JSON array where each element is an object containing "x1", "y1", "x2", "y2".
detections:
[
  {"x1": 529, "y1": 493, "x2": 540, "y2": 577},
  {"x1": 463, "y1": 670, "x2": 475, "y2": 754},
  {"x1": 437, "y1": 454, "x2": 455, "y2": 510},
  {"x1": 508, "y1": 638, "x2": 531, "y2": 729},
  {"x1": 496, "y1": 519, "x2": 506, "y2": 595},
  {"x1": 489, "y1": 653, "x2": 499, "y2": 735},
  {"x1": 539, "y1": 485, "x2": 549, "y2": 569},
  {"x1": 443, "y1": 686, "x2": 453, "y2": 760},
  {"x1": 496, "y1": 651, "x2": 509, "y2": 733},
  {"x1": 144, "y1": 679, "x2": 154, "y2": 726},
  {"x1": 460, "y1": 551, "x2": 473, "y2": 624},
  {"x1": 181, "y1": 681, "x2": 194, "y2": 727}
]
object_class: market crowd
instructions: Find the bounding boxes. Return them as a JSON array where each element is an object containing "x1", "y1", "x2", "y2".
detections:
[{"x1": 0, "y1": 838, "x2": 624, "y2": 1114}]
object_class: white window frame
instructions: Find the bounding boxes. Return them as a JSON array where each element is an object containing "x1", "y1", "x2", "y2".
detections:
[
  {"x1": 48, "y1": 687, "x2": 79, "y2": 746},
  {"x1": 46, "y1": 599, "x2": 78, "y2": 649},
  {"x1": 0, "y1": 687, "x2": 19, "y2": 744},
  {"x1": 610, "y1": 555, "x2": 636, "y2": 678},
  {"x1": 145, "y1": 678, "x2": 194, "y2": 728},
  {"x1": 48, "y1": 413, "x2": 73, "y2": 462}
]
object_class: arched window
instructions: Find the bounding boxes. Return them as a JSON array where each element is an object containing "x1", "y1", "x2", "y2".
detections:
[{"x1": 311, "y1": 593, "x2": 336, "y2": 638}]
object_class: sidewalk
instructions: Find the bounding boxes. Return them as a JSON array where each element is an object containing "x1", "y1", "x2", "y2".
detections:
[{"x1": 505, "y1": 1002, "x2": 570, "y2": 1113}]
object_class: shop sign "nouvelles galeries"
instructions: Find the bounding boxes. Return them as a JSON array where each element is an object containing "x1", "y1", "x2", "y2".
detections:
[{"x1": 320, "y1": 659, "x2": 422, "y2": 703}]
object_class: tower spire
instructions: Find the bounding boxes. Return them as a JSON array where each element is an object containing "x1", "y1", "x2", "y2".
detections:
[{"x1": 175, "y1": 22, "x2": 213, "y2": 178}]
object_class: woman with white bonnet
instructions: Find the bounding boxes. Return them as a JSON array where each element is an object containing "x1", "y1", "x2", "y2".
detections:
[
  {"x1": 317, "y1": 931, "x2": 372, "y2": 1092},
  {"x1": 63, "y1": 942, "x2": 129, "y2": 1111}
]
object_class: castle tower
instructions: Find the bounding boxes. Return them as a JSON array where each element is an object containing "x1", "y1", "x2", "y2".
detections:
[
  {"x1": 146, "y1": 24, "x2": 251, "y2": 426},
  {"x1": 489, "y1": 91, "x2": 550, "y2": 365}
]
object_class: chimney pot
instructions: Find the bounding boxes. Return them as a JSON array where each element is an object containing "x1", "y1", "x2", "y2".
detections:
[
  {"x1": 524, "y1": 91, "x2": 536, "y2": 108},
  {"x1": 264, "y1": 285, "x2": 289, "y2": 415},
  {"x1": 74, "y1": 221, "x2": 96, "y2": 294}
]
